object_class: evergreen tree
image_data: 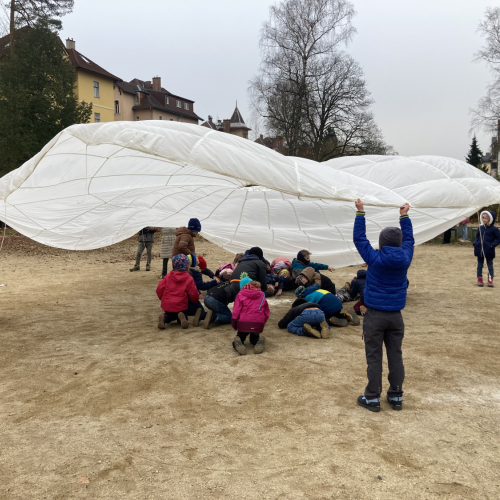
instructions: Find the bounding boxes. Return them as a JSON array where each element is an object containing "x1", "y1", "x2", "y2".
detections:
[
  {"x1": 465, "y1": 136, "x2": 486, "y2": 172},
  {"x1": 0, "y1": 25, "x2": 91, "y2": 175}
]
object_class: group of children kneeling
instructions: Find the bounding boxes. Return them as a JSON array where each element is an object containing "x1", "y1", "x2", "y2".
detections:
[{"x1": 155, "y1": 245, "x2": 365, "y2": 355}]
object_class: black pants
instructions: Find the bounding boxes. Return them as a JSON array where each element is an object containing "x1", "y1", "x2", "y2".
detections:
[
  {"x1": 238, "y1": 332, "x2": 260, "y2": 345},
  {"x1": 443, "y1": 228, "x2": 452, "y2": 244},
  {"x1": 363, "y1": 307, "x2": 405, "y2": 399},
  {"x1": 320, "y1": 274, "x2": 336, "y2": 294},
  {"x1": 162, "y1": 258, "x2": 169, "y2": 277},
  {"x1": 164, "y1": 301, "x2": 205, "y2": 324}
]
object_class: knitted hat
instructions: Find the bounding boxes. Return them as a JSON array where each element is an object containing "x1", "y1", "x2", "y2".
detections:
[
  {"x1": 379, "y1": 227, "x2": 402, "y2": 250},
  {"x1": 197, "y1": 256, "x2": 207, "y2": 271},
  {"x1": 188, "y1": 218, "x2": 201, "y2": 233},
  {"x1": 240, "y1": 277, "x2": 252, "y2": 289},
  {"x1": 172, "y1": 254, "x2": 190, "y2": 271},
  {"x1": 295, "y1": 286, "x2": 306, "y2": 298},
  {"x1": 279, "y1": 269, "x2": 291, "y2": 278},
  {"x1": 249, "y1": 246, "x2": 264, "y2": 260},
  {"x1": 188, "y1": 254, "x2": 197, "y2": 267}
]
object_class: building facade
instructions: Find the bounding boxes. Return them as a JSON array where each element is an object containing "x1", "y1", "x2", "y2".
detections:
[{"x1": 201, "y1": 105, "x2": 251, "y2": 139}]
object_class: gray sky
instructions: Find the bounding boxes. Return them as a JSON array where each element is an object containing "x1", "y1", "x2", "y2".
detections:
[{"x1": 59, "y1": 0, "x2": 495, "y2": 160}]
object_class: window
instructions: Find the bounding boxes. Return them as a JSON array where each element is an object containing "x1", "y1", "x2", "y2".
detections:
[
  {"x1": 93, "y1": 81, "x2": 99, "y2": 98},
  {"x1": 159, "y1": 116, "x2": 162, "y2": 120},
  {"x1": 184, "y1": 102, "x2": 189, "y2": 110},
  {"x1": 136, "y1": 94, "x2": 139, "y2": 103},
  {"x1": 94, "y1": 113, "x2": 100, "y2": 123},
  {"x1": 176, "y1": 100, "x2": 181, "y2": 108},
  {"x1": 165, "y1": 96, "x2": 169, "y2": 105},
  {"x1": 114, "y1": 100, "x2": 119, "y2": 114}
]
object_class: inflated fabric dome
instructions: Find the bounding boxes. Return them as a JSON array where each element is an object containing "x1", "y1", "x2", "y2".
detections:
[{"x1": 1, "y1": 121, "x2": 499, "y2": 267}]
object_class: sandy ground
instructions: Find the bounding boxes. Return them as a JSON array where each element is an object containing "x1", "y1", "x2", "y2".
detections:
[{"x1": 0, "y1": 231, "x2": 499, "y2": 499}]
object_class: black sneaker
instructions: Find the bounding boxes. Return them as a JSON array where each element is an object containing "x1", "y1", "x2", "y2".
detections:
[
  {"x1": 386, "y1": 395, "x2": 403, "y2": 411},
  {"x1": 357, "y1": 395, "x2": 380, "y2": 412}
]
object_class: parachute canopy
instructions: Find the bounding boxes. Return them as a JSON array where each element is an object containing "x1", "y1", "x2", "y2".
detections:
[{"x1": 1, "y1": 121, "x2": 499, "y2": 267}]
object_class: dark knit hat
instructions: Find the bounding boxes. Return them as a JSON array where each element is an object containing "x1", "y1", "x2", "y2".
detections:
[
  {"x1": 249, "y1": 246, "x2": 264, "y2": 260},
  {"x1": 188, "y1": 218, "x2": 201, "y2": 233},
  {"x1": 379, "y1": 227, "x2": 402, "y2": 250}
]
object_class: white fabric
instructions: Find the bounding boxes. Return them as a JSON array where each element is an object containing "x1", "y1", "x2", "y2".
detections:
[{"x1": 1, "y1": 121, "x2": 499, "y2": 267}]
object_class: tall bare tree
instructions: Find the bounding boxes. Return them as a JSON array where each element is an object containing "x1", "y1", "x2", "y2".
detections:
[
  {"x1": 471, "y1": 7, "x2": 500, "y2": 135},
  {"x1": 249, "y1": 0, "x2": 394, "y2": 160},
  {"x1": 6, "y1": 0, "x2": 74, "y2": 53}
]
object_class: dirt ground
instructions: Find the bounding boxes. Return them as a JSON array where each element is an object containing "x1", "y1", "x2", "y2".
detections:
[{"x1": 0, "y1": 230, "x2": 499, "y2": 499}]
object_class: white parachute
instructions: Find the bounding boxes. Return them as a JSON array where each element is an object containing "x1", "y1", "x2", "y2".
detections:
[{"x1": 1, "y1": 121, "x2": 499, "y2": 267}]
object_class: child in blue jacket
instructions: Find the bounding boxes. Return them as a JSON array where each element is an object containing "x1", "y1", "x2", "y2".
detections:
[
  {"x1": 188, "y1": 254, "x2": 220, "y2": 292},
  {"x1": 473, "y1": 210, "x2": 500, "y2": 287},
  {"x1": 353, "y1": 199, "x2": 414, "y2": 413},
  {"x1": 290, "y1": 250, "x2": 335, "y2": 278}
]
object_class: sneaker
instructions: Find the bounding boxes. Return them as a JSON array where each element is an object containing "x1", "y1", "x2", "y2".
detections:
[
  {"x1": 130, "y1": 265, "x2": 140, "y2": 272},
  {"x1": 488, "y1": 276, "x2": 494, "y2": 287},
  {"x1": 302, "y1": 323, "x2": 322, "y2": 338},
  {"x1": 193, "y1": 308, "x2": 202, "y2": 327},
  {"x1": 146, "y1": 265, "x2": 151, "y2": 271},
  {"x1": 345, "y1": 310, "x2": 361, "y2": 326},
  {"x1": 344, "y1": 281, "x2": 351, "y2": 293},
  {"x1": 253, "y1": 336, "x2": 266, "y2": 354},
  {"x1": 356, "y1": 395, "x2": 380, "y2": 412},
  {"x1": 478, "y1": 276, "x2": 484, "y2": 287},
  {"x1": 202, "y1": 309, "x2": 213, "y2": 329},
  {"x1": 158, "y1": 312, "x2": 166, "y2": 330},
  {"x1": 178, "y1": 312, "x2": 189, "y2": 329},
  {"x1": 232, "y1": 336, "x2": 247, "y2": 355},
  {"x1": 319, "y1": 321, "x2": 330, "y2": 339},
  {"x1": 328, "y1": 316, "x2": 348, "y2": 327},
  {"x1": 386, "y1": 395, "x2": 403, "y2": 411}
]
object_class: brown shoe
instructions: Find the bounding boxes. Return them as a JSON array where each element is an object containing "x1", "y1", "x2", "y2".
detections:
[
  {"x1": 344, "y1": 281, "x2": 351, "y2": 293},
  {"x1": 319, "y1": 321, "x2": 330, "y2": 338},
  {"x1": 253, "y1": 336, "x2": 266, "y2": 354},
  {"x1": 158, "y1": 312, "x2": 165, "y2": 330},
  {"x1": 202, "y1": 309, "x2": 213, "y2": 329},
  {"x1": 328, "y1": 316, "x2": 348, "y2": 327},
  {"x1": 232, "y1": 336, "x2": 247, "y2": 355},
  {"x1": 178, "y1": 312, "x2": 189, "y2": 329},
  {"x1": 193, "y1": 308, "x2": 202, "y2": 327},
  {"x1": 345, "y1": 310, "x2": 360, "y2": 326},
  {"x1": 129, "y1": 265, "x2": 140, "y2": 272},
  {"x1": 302, "y1": 323, "x2": 321, "y2": 338}
]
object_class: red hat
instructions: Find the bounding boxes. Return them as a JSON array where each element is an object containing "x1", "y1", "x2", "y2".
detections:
[{"x1": 198, "y1": 256, "x2": 207, "y2": 271}]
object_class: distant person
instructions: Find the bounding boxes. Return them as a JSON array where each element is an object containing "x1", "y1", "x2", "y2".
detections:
[
  {"x1": 160, "y1": 227, "x2": 177, "y2": 278},
  {"x1": 291, "y1": 250, "x2": 335, "y2": 279},
  {"x1": 231, "y1": 278, "x2": 270, "y2": 355},
  {"x1": 442, "y1": 228, "x2": 452, "y2": 244},
  {"x1": 459, "y1": 217, "x2": 470, "y2": 243},
  {"x1": 353, "y1": 199, "x2": 414, "y2": 413},
  {"x1": 172, "y1": 218, "x2": 202, "y2": 256},
  {"x1": 130, "y1": 227, "x2": 156, "y2": 272},
  {"x1": 474, "y1": 210, "x2": 500, "y2": 287}
]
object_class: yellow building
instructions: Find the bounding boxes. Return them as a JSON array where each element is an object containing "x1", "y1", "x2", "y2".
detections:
[{"x1": 65, "y1": 39, "x2": 120, "y2": 123}]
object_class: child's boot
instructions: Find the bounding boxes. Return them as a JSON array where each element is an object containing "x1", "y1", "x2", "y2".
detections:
[
  {"x1": 178, "y1": 312, "x2": 189, "y2": 329},
  {"x1": 477, "y1": 276, "x2": 484, "y2": 287},
  {"x1": 193, "y1": 308, "x2": 202, "y2": 326},
  {"x1": 158, "y1": 312, "x2": 166, "y2": 330},
  {"x1": 232, "y1": 336, "x2": 247, "y2": 355},
  {"x1": 345, "y1": 310, "x2": 361, "y2": 326},
  {"x1": 302, "y1": 323, "x2": 322, "y2": 338},
  {"x1": 253, "y1": 336, "x2": 266, "y2": 354},
  {"x1": 488, "y1": 276, "x2": 494, "y2": 287},
  {"x1": 202, "y1": 310, "x2": 213, "y2": 329},
  {"x1": 328, "y1": 316, "x2": 348, "y2": 327},
  {"x1": 319, "y1": 321, "x2": 330, "y2": 339},
  {"x1": 146, "y1": 264, "x2": 151, "y2": 272},
  {"x1": 130, "y1": 265, "x2": 140, "y2": 272}
]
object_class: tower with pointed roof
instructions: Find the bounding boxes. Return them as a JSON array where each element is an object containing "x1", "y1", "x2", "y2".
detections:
[{"x1": 201, "y1": 102, "x2": 251, "y2": 139}]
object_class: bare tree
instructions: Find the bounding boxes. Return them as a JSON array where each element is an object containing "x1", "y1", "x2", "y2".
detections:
[
  {"x1": 249, "y1": 0, "x2": 394, "y2": 160},
  {"x1": 471, "y1": 7, "x2": 500, "y2": 135}
]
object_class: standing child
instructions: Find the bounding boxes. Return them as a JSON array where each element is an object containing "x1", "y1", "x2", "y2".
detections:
[
  {"x1": 156, "y1": 254, "x2": 206, "y2": 330},
  {"x1": 474, "y1": 210, "x2": 500, "y2": 287},
  {"x1": 353, "y1": 199, "x2": 414, "y2": 412},
  {"x1": 231, "y1": 279, "x2": 270, "y2": 355},
  {"x1": 459, "y1": 218, "x2": 470, "y2": 243},
  {"x1": 160, "y1": 227, "x2": 177, "y2": 278},
  {"x1": 130, "y1": 227, "x2": 156, "y2": 272}
]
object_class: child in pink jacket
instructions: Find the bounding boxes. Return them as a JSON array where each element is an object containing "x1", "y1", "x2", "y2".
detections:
[{"x1": 231, "y1": 278, "x2": 270, "y2": 355}]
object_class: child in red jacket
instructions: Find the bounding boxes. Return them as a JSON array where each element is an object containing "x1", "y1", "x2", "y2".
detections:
[
  {"x1": 156, "y1": 254, "x2": 206, "y2": 330},
  {"x1": 231, "y1": 278, "x2": 270, "y2": 355}
]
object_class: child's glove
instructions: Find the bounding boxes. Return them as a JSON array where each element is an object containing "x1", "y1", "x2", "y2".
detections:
[{"x1": 295, "y1": 286, "x2": 305, "y2": 298}]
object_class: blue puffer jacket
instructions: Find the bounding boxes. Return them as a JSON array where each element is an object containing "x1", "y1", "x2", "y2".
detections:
[
  {"x1": 353, "y1": 215, "x2": 414, "y2": 311},
  {"x1": 350, "y1": 269, "x2": 367, "y2": 301},
  {"x1": 303, "y1": 285, "x2": 343, "y2": 314},
  {"x1": 473, "y1": 210, "x2": 500, "y2": 259}
]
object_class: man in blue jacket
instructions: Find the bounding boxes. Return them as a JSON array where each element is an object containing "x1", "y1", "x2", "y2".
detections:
[{"x1": 353, "y1": 199, "x2": 414, "y2": 412}]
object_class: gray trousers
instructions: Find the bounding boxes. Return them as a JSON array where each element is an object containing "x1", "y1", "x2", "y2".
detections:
[
  {"x1": 363, "y1": 307, "x2": 405, "y2": 399},
  {"x1": 135, "y1": 242, "x2": 153, "y2": 266}
]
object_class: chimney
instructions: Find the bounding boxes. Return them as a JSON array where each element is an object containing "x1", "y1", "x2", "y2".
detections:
[
  {"x1": 223, "y1": 119, "x2": 231, "y2": 134},
  {"x1": 66, "y1": 38, "x2": 75, "y2": 50},
  {"x1": 152, "y1": 76, "x2": 161, "y2": 91},
  {"x1": 208, "y1": 115, "x2": 213, "y2": 125},
  {"x1": 260, "y1": 134, "x2": 263, "y2": 140}
]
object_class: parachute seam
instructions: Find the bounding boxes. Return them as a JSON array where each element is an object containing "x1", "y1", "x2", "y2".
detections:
[
  {"x1": 263, "y1": 192, "x2": 275, "y2": 253},
  {"x1": 232, "y1": 190, "x2": 249, "y2": 241}
]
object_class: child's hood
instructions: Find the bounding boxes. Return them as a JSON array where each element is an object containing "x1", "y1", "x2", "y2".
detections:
[
  {"x1": 239, "y1": 288, "x2": 266, "y2": 302},
  {"x1": 168, "y1": 270, "x2": 192, "y2": 284},
  {"x1": 378, "y1": 246, "x2": 411, "y2": 268},
  {"x1": 481, "y1": 210, "x2": 496, "y2": 226}
]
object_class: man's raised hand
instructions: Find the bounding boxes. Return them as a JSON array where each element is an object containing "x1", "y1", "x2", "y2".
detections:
[
  {"x1": 400, "y1": 203, "x2": 410, "y2": 216},
  {"x1": 355, "y1": 199, "x2": 364, "y2": 212}
]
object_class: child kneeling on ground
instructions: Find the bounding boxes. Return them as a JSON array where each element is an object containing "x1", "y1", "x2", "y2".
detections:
[
  {"x1": 281, "y1": 298, "x2": 331, "y2": 339},
  {"x1": 231, "y1": 278, "x2": 270, "y2": 355},
  {"x1": 156, "y1": 254, "x2": 206, "y2": 330}
]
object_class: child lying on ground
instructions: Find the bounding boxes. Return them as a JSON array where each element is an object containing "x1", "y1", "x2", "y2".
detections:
[
  {"x1": 270, "y1": 256, "x2": 292, "y2": 274},
  {"x1": 157, "y1": 254, "x2": 207, "y2": 330},
  {"x1": 215, "y1": 253, "x2": 244, "y2": 279},
  {"x1": 295, "y1": 284, "x2": 359, "y2": 327},
  {"x1": 296, "y1": 267, "x2": 336, "y2": 294},
  {"x1": 291, "y1": 250, "x2": 335, "y2": 278},
  {"x1": 336, "y1": 269, "x2": 367, "y2": 314},
  {"x1": 285, "y1": 302, "x2": 331, "y2": 339},
  {"x1": 231, "y1": 278, "x2": 270, "y2": 355},
  {"x1": 188, "y1": 254, "x2": 219, "y2": 292},
  {"x1": 202, "y1": 280, "x2": 241, "y2": 329}
]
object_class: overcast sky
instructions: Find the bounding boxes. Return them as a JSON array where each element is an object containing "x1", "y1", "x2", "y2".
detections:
[{"x1": 58, "y1": 0, "x2": 495, "y2": 160}]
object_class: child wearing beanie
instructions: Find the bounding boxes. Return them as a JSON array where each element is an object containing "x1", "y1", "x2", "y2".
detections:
[
  {"x1": 156, "y1": 254, "x2": 206, "y2": 330},
  {"x1": 231, "y1": 278, "x2": 270, "y2": 355}
]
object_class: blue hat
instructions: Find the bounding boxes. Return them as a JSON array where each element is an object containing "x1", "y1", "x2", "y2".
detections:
[
  {"x1": 295, "y1": 286, "x2": 306, "y2": 298},
  {"x1": 240, "y1": 277, "x2": 252, "y2": 289},
  {"x1": 188, "y1": 218, "x2": 201, "y2": 233}
]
